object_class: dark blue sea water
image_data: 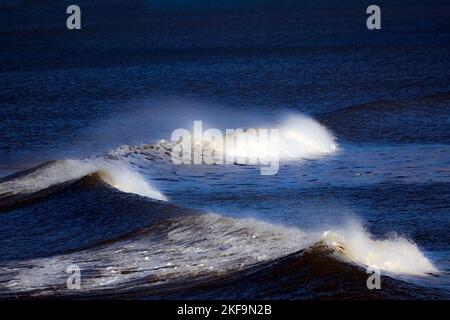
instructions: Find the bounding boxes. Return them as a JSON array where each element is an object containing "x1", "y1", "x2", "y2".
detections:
[{"x1": 0, "y1": 0, "x2": 449, "y2": 299}]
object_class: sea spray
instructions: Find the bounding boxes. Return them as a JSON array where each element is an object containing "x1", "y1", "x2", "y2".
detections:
[{"x1": 323, "y1": 220, "x2": 438, "y2": 276}]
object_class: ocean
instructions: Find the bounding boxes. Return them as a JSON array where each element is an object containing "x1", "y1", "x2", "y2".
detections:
[{"x1": 0, "y1": 0, "x2": 449, "y2": 299}]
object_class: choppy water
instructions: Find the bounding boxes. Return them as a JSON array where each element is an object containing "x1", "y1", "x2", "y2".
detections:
[{"x1": 0, "y1": 0, "x2": 449, "y2": 299}]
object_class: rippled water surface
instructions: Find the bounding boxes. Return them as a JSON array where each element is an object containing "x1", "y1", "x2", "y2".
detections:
[{"x1": 0, "y1": 0, "x2": 449, "y2": 299}]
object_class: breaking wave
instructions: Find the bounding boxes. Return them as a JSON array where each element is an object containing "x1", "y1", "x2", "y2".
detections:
[
  {"x1": 0, "y1": 158, "x2": 167, "y2": 208},
  {"x1": 0, "y1": 112, "x2": 445, "y2": 299},
  {"x1": 1, "y1": 113, "x2": 336, "y2": 206},
  {"x1": 322, "y1": 221, "x2": 437, "y2": 276},
  {"x1": 0, "y1": 211, "x2": 439, "y2": 299}
]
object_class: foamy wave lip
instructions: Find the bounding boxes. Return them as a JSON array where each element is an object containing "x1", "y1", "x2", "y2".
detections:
[
  {"x1": 323, "y1": 222, "x2": 438, "y2": 276},
  {"x1": 278, "y1": 115, "x2": 337, "y2": 159},
  {"x1": 197, "y1": 114, "x2": 338, "y2": 163},
  {"x1": 98, "y1": 164, "x2": 167, "y2": 201},
  {"x1": 0, "y1": 158, "x2": 167, "y2": 202}
]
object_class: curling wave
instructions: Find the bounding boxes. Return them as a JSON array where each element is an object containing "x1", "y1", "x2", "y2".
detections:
[
  {"x1": 0, "y1": 211, "x2": 439, "y2": 299},
  {"x1": 322, "y1": 222, "x2": 438, "y2": 276},
  {"x1": 0, "y1": 158, "x2": 167, "y2": 209}
]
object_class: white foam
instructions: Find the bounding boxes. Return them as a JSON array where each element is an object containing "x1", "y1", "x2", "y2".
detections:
[
  {"x1": 98, "y1": 163, "x2": 166, "y2": 201},
  {"x1": 278, "y1": 114, "x2": 337, "y2": 159},
  {"x1": 198, "y1": 114, "x2": 337, "y2": 163},
  {"x1": 323, "y1": 221, "x2": 438, "y2": 276}
]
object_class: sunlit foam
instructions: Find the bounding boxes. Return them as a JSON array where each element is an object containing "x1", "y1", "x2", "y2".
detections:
[
  {"x1": 98, "y1": 164, "x2": 166, "y2": 201},
  {"x1": 278, "y1": 115, "x2": 337, "y2": 159},
  {"x1": 198, "y1": 114, "x2": 337, "y2": 163},
  {"x1": 322, "y1": 221, "x2": 438, "y2": 276},
  {"x1": 229, "y1": 115, "x2": 337, "y2": 161}
]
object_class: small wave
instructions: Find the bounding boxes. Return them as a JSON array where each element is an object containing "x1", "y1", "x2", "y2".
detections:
[
  {"x1": 0, "y1": 158, "x2": 167, "y2": 204},
  {"x1": 318, "y1": 91, "x2": 450, "y2": 144}
]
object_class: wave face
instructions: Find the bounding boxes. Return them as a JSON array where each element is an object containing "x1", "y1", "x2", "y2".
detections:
[
  {"x1": 0, "y1": 207, "x2": 444, "y2": 299},
  {"x1": 0, "y1": 158, "x2": 166, "y2": 209},
  {"x1": 1, "y1": 107, "x2": 449, "y2": 299}
]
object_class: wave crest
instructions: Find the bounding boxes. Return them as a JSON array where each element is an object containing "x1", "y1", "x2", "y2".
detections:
[
  {"x1": 323, "y1": 221, "x2": 437, "y2": 276},
  {"x1": 0, "y1": 158, "x2": 167, "y2": 203}
]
